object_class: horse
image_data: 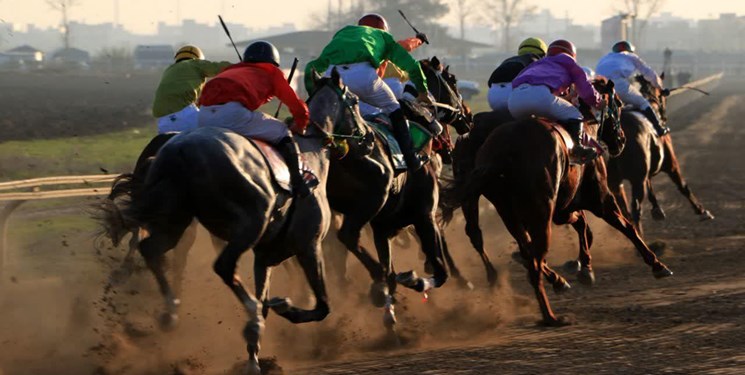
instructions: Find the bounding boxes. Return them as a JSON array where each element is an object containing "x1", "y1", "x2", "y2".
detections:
[
  {"x1": 98, "y1": 69, "x2": 363, "y2": 375},
  {"x1": 605, "y1": 74, "x2": 714, "y2": 235},
  {"x1": 441, "y1": 78, "x2": 673, "y2": 326},
  {"x1": 323, "y1": 57, "x2": 474, "y2": 333}
]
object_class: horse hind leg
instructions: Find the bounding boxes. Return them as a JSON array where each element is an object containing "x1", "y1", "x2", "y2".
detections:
[
  {"x1": 525, "y1": 219, "x2": 571, "y2": 326},
  {"x1": 646, "y1": 179, "x2": 667, "y2": 221},
  {"x1": 440, "y1": 231, "x2": 474, "y2": 290},
  {"x1": 170, "y1": 220, "x2": 198, "y2": 296},
  {"x1": 665, "y1": 163, "x2": 714, "y2": 220},
  {"x1": 462, "y1": 197, "x2": 498, "y2": 287},
  {"x1": 109, "y1": 228, "x2": 141, "y2": 286}
]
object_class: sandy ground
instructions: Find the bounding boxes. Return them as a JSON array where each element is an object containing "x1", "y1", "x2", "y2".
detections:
[{"x1": 0, "y1": 78, "x2": 742, "y2": 375}]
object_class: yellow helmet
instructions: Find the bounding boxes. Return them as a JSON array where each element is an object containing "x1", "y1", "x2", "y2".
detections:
[
  {"x1": 518, "y1": 37, "x2": 548, "y2": 57},
  {"x1": 174, "y1": 45, "x2": 204, "y2": 61}
]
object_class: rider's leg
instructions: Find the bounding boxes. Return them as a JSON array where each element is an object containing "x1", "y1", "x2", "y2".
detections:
[
  {"x1": 157, "y1": 103, "x2": 200, "y2": 134},
  {"x1": 616, "y1": 80, "x2": 669, "y2": 136},
  {"x1": 641, "y1": 104, "x2": 669, "y2": 136},
  {"x1": 333, "y1": 63, "x2": 423, "y2": 172}
]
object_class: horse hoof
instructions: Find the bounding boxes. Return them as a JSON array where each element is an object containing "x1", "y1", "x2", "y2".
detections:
[
  {"x1": 458, "y1": 278, "x2": 475, "y2": 291},
  {"x1": 700, "y1": 210, "x2": 715, "y2": 221},
  {"x1": 651, "y1": 207, "x2": 667, "y2": 221},
  {"x1": 244, "y1": 360, "x2": 261, "y2": 375},
  {"x1": 653, "y1": 266, "x2": 673, "y2": 279},
  {"x1": 553, "y1": 280, "x2": 571, "y2": 294},
  {"x1": 158, "y1": 312, "x2": 179, "y2": 331},
  {"x1": 578, "y1": 267, "x2": 595, "y2": 286},
  {"x1": 369, "y1": 282, "x2": 389, "y2": 308},
  {"x1": 383, "y1": 308, "x2": 397, "y2": 329},
  {"x1": 267, "y1": 297, "x2": 292, "y2": 314},
  {"x1": 563, "y1": 260, "x2": 582, "y2": 274},
  {"x1": 540, "y1": 315, "x2": 574, "y2": 327},
  {"x1": 395, "y1": 271, "x2": 420, "y2": 290}
]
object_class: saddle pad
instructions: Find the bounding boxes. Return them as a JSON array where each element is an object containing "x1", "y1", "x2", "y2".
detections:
[
  {"x1": 366, "y1": 117, "x2": 433, "y2": 171},
  {"x1": 249, "y1": 139, "x2": 316, "y2": 193}
]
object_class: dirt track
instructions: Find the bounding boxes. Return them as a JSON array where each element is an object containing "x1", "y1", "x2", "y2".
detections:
[
  {"x1": 294, "y1": 79, "x2": 745, "y2": 374},
  {"x1": 0, "y1": 78, "x2": 743, "y2": 375}
]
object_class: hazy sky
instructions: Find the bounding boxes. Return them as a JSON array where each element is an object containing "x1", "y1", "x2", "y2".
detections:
[{"x1": 2, "y1": 0, "x2": 744, "y2": 34}]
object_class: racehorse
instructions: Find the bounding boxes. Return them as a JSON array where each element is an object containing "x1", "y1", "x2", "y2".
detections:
[
  {"x1": 98, "y1": 70, "x2": 363, "y2": 375},
  {"x1": 442, "y1": 78, "x2": 673, "y2": 326},
  {"x1": 605, "y1": 74, "x2": 714, "y2": 235},
  {"x1": 324, "y1": 57, "x2": 474, "y2": 333}
]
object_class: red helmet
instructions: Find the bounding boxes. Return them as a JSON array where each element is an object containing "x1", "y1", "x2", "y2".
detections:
[
  {"x1": 547, "y1": 39, "x2": 577, "y2": 59},
  {"x1": 358, "y1": 13, "x2": 389, "y2": 32}
]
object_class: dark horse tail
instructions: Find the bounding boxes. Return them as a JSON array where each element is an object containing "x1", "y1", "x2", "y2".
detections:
[{"x1": 95, "y1": 133, "x2": 178, "y2": 246}]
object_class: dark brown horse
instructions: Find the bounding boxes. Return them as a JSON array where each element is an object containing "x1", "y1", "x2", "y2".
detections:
[
  {"x1": 442, "y1": 79, "x2": 673, "y2": 326},
  {"x1": 606, "y1": 75, "x2": 714, "y2": 235}
]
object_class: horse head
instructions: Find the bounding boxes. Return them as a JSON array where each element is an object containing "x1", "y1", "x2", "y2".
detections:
[
  {"x1": 420, "y1": 56, "x2": 473, "y2": 134},
  {"x1": 635, "y1": 73, "x2": 669, "y2": 123},
  {"x1": 592, "y1": 76, "x2": 626, "y2": 157},
  {"x1": 307, "y1": 68, "x2": 374, "y2": 159}
]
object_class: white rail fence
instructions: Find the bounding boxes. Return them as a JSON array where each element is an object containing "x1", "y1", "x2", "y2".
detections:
[
  {"x1": 0, "y1": 72, "x2": 725, "y2": 281},
  {"x1": 0, "y1": 174, "x2": 118, "y2": 280}
]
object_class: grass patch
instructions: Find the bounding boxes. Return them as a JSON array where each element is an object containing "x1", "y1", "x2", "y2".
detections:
[{"x1": 0, "y1": 126, "x2": 153, "y2": 180}]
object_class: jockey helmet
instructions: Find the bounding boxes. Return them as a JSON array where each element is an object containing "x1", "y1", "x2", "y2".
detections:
[
  {"x1": 547, "y1": 39, "x2": 577, "y2": 59},
  {"x1": 518, "y1": 37, "x2": 548, "y2": 57},
  {"x1": 358, "y1": 13, "x2": 389, "y2": 32},
  {"x1": 612, "y1": 40, "x2": 636, "y2": 53},
  {"x1": 174, "y1": 45, "x2": 204, "y2": 62},
  {"x1": 243, "y1": 41, "x2": 280, "y2": 67}
]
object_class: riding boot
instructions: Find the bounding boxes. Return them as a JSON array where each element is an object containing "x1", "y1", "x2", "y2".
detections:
[
  {"x1": 389, "y1": 109, "x2": 423, "y2": 173},
  {"x1": 277, "y1": 136, "x2": 312, "y2": 198},
  {"x1": 642, "y1": 107, "x2": 670, "y2": 136},
  {"x1": 560, "y1": 119, "x2": 598, "y2": 165}
]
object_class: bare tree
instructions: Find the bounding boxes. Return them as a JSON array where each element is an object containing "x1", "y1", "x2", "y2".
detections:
[
  {"x1": 621, "y1": 0, "x2": 667, "y2": 47},
  {"x1": 46, "y1": 0, "x2": 80, "y2": 49},
  {"x1": 451, "y1": 0, "x2": 476, "y2": 41},
  {"x1": 481, "y1": 0, "x2": 535, "y2": 51}
]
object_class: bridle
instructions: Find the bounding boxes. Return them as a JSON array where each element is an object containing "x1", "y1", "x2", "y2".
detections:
[
  {"x1": 305, "y1": 80, "x2": 370, "y2": 156},
  {"x1": 428, "y1": 67, "x2": 468, "y2": 125}
]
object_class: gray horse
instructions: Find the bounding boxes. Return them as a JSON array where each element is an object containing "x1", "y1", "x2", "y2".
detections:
[{"x1": 99, "y1": 70, "x2": 364, "y2": 375}]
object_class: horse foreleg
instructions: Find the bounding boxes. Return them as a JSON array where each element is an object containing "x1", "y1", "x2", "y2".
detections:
[
  {"x1": 610, "y1": 182, "x2": 633, "y2": 224},
  {"x1": 462, "y1": 197, "x2": 498, "y2": 287},
  {"x1": 268, "y1": 243, "x2": 330, "y2": 324},
  {"x1": 407, "y1": 217, "x2": 449, "y2": 291},
  {"x1": 570, "y1": 211, "x2": 595, "y2": 285},
  {"x1": 372, "y1": 229, "x2": 397, "y2": 329},
  {"x1": 593, "y1": 195, "x2": 673, "y2": 278},
  {"x1": 526, "y1": 219, "x2": 569, "y2": 326},
  {"x1": 630, "y1": 180, "x2": 647, "y2": 235},
  {"x1": 254, "y1": 264, "x2": 273, "y2": 319},
  {"x1": 337, "y1": 217, "x2": 384, "y2": 283},
  {"x1": 440, "y1": 231, "x2": 474, "y2": 290},
  {"x1": 139, "y1": 228, "x2": 186, "y2": 331},
  {"x1": 646, "y1": 179, "x2": 667, "y2": 221}
]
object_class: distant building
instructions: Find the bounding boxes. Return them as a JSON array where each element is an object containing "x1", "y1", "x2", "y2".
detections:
[
  {"x1": 51, "y1": 47, "x2": 91, "y2": 69},
  {"x1": 3, "y1": 45, "x2": 44, "y2": 69},
  {"x1": 133, "y1": 45, "x2": 174, "y2": 70},
  {"x1": 601, "y1": 15, "x2": 631, "y2": 50}
]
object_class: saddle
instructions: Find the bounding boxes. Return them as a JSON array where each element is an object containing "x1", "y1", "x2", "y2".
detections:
[
  {"x1": 246, "y1": 138, "x2": 317, "y2": 194},
  {"x1": 363, "y1": 113, "x2": 433, "y2": 171}
]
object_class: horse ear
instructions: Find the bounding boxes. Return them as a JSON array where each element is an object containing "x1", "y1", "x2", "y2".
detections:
[
  {"x1": 607, "y1": 79, "x2": 615, "y2": 91},
  {"x1": 311, "y1": 68, "x2": 322, "y2": 85},
  {"x1": 444, "y1": 65, "x2": 450, "y2": 74},
  {"x1": 660, "y1": 72, "x2": 665, "y2": 81},
  {"x1": 331, "y1": 67, "x2": 343, "y2": 88},
  {"x1": 431, "y1": 56, "x2": 441, "y2": 69}
]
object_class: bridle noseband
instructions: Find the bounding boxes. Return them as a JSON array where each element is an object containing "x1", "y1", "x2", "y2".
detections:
[{"x1": 305, "y1": 81, "x2": 370, "y2": 157}]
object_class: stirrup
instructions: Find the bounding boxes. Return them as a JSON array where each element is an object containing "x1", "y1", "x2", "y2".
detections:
[{"x1": 570, "y1": 146, "x2": 598, "y2": 165}]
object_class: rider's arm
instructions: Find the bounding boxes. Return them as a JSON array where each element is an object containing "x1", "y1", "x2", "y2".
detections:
[
  {"x1": 273, "y1": 67, "x2": 309, "y2": 132},
  {"x1": 382, "y1": 32, "x2": 428, "y2": 94},
  {"x1": 631, "y1": 54, "x2": 663, "y2": 89},
  {"x1": 194, "y1": 60, "x2": 232, "y2": 77},
  {"x1": 304, "y1": 57, "x2": 330, "y2": 96},
  {"x1": 562, "y1": 55, "x2": 601, "y2": 108},
  {"x1": 398, "y1": 37, "x2": 423, "y2": 52}
]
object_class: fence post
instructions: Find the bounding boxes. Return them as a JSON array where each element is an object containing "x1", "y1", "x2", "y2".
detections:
[{"x1": 0, "y1": 200, "x2": 26, "y2": 282}]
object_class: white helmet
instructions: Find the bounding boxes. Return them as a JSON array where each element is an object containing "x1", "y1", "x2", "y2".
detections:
[{"x1": 582, "y1": 66, "x2": 596, "y2": 80}]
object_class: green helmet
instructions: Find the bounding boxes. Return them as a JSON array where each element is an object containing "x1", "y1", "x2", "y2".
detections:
[{"x1": 518, "y1": 37, "x2": 548, "y2": 57}]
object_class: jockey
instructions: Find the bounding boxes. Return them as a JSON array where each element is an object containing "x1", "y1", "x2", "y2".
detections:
[
  {"x1": 487, "y1": 37, "x2": 547, "y2": 113},
  {"x1": 508, "y1": 39, "x2": 603, "y2": 164},
  {"x1": 305, "y1": 13, "x2": 432, "y2": 173},
  {"x1": 198, "y1": 41, "x2": 312, "y2": 198},
  {"x1": 596, "y1": 41, "x2": 669, "y2": 136},
  {"x1": 152, "y1": 45, "x2": 230, "y2": 133}
]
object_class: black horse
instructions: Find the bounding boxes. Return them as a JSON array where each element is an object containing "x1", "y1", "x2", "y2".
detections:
[{"x1": 99, "y1": 70, "x2": 364, "y2": 375}]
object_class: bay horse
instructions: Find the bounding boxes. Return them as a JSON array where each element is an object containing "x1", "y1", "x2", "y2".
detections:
[
  {"x1": 605, "y1": 75, "x2": 714, "y2": 235},
  {"x1": 99, "y1": 70, "x2": 363, "y2": 375},
  {"x1": 324, "y1": 57, "x2": 474, "y2": 332},
  {"x1": 442, "y1": 78, "x2": 673, "y2": 326}
]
